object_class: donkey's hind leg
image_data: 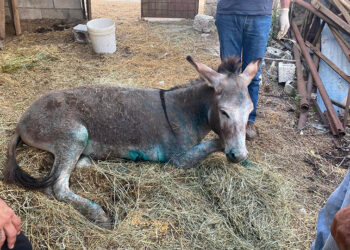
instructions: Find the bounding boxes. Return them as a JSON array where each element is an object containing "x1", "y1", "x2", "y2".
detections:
[{"x1": 51, "y1": 126, "x2": 111, "y2": 229}]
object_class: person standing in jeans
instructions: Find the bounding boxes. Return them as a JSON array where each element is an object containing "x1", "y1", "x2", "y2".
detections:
[{"x1": 216, "y1": 0, "x2": 291, "y2": 139}]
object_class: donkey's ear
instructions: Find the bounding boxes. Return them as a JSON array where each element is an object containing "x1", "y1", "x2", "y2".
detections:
[
  {"x1": 240, "y1": 58, "x2": 261, "y2": 86},
  {"x1": 187, "y1": 56, "x2": 224, "y2": 92}
]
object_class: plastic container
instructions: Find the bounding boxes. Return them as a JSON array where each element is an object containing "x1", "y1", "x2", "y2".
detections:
[{"x1": 87, "y1": 18, "x2": 116, "y2": 54}]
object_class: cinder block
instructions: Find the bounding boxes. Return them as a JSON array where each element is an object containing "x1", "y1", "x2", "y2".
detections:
[
  {"x1": 19, "y1": 8, "x2": 42, "y2": 19},
  {"x1": 53, "y1": 0, "x2": 81, "y2": 9},
  {"x1": 41, "y1": 9, "x2": 65, "y2": 19},
  {"x1": 67, "y1": 9, "x2": 84, "y2": 20},
  {"x1": 42, "y1": 9, "x2": 83, "y2": 20},
  {"x1": 17, "y1": 0, "x2": 54, "y2": 9},
  {"x1": 73, "y1": 24, "x2": 89, "y2": 43},
  {"x1": 278, "y1": 62, "x2": 296, "y2": 83}
]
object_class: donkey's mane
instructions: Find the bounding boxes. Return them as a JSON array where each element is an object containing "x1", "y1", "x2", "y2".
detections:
[
  {"x1": 217, "y1": 56, "x2": 241, "y2": 74},
  {"x1": 163, "y1": 78, "x2": 203, "y2": 92}
]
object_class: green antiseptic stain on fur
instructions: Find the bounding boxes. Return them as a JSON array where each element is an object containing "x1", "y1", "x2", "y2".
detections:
[
  {"x1": 127, "y1": 146, "x2": 168, "y2": 162},
  {"x1": 128, "y1": 150, "x2": 152, "y2": 161}
]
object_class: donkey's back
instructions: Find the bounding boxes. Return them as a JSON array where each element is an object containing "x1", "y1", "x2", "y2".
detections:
[{"x1": 18, "y1": 85, "x2": 173, "y2": 160}]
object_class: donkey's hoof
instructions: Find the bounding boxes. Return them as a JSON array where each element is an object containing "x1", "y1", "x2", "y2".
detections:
[
  {"x1": 76, "y1": 156, "x2": 93, "y2": 169},
  {"x1": 44, "y1": 186, "x2": 54, "y2": 196},
  {"x1": 94, "y1": 214, "x2": 112, "y2": 229}
]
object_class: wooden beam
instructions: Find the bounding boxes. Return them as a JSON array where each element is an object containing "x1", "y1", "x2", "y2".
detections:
[
  {"x1": 10, "y1": 0, "x2": 21, "y2": 35},
  {"x1": 0, "y1": 0, "x2": 5, "y2": 39}
]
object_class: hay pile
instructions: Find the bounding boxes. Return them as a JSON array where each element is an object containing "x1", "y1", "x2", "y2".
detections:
[
  {"x1": 1, "y1": 149, "x2": 296, "y2": 249},
  {"x1": 0, "y1": 0, "x2": 347, "y2": 249}
]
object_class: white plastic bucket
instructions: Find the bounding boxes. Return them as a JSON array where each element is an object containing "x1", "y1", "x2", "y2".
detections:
[{"x1": 87, "y1": 18, "x2": 116, "y2": 54}]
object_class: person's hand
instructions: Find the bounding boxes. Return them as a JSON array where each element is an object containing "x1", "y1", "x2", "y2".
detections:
[
  {"x1": 331, "y1": 205, "x2": 350, "y2": 250},
  {"x1": 0, "y1": 199, "x2": 21, "y2": 249},
  {"x1": 277, "y1": 8, "x2": 290, "y2": 39}
]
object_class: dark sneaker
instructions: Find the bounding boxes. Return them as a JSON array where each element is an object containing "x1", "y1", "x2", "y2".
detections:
[{"x1": 246, "y1": 121, "x2": 257, "y2": 140}]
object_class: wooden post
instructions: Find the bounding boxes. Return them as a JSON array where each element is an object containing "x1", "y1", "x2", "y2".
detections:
[
  {"x1": 9, "y1": 0, "x2": 21, "y2": 35},
  {"x1": 0, "y1": 0, "x2": 5, "y2": 39}
]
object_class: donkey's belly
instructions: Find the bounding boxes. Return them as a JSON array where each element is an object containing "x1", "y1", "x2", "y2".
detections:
[{"x1": 83, "y1": 140, "x2": 169, "y2": 162}]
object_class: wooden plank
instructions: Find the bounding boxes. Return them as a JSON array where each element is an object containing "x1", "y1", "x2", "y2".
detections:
[
  {"x1": 0, "y1": 0, "x2": 5, "y2": 39},
  {"x1": 10, "y1": 0, "x2": 21, "y2": 35}
]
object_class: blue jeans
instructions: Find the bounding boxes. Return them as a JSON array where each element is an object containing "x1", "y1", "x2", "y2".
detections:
[{"x1": 215, "y1": 14, "x2": 272, "y2": 122}]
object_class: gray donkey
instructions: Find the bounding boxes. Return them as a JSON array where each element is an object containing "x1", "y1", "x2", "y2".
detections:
[{"x1": 5, "y1": 56, "x2": 260, "y2": 228}]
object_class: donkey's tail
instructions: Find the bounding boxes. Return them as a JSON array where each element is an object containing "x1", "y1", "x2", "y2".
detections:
[{"x1": 4, "y1": 132, "x2": 56, "y2": 189}]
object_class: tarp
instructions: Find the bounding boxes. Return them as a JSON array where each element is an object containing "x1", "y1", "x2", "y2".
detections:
[{"x1": 316, "y1": 24, "x2": 350, "y2": 114}]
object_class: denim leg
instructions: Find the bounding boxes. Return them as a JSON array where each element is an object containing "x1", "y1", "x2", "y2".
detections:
[
  {"x1": 215, "y1": 14, "x2": 244, "y2": 60},
  {"x1": 242, "y1": 16, "x2": 272, "y2": 122}
]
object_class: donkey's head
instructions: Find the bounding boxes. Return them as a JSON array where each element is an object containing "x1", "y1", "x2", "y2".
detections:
[{"x1": 187, "y1": 56, "x2": 261, "y2": 163}]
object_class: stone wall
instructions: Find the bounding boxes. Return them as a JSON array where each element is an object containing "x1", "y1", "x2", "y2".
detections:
[
  {"x1": 5, "y1": 0, "x2": 83, "y2": 21},
  {"x1": 204, "y1": 0, "x2": 217, "y2": 17}
]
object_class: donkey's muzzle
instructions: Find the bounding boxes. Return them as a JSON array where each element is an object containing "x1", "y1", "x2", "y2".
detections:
[{"x1": 226, "y1": 150, "x2": 248, "y2": 163}]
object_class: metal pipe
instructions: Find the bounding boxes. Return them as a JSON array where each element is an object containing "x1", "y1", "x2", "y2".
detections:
[
  {"x1": 291, "y1": 20, "x2": 345, "y2": 135},
  {"x1": 329, "y1": 27, "x2": 350, "y2": 63},
  {"x1": 293, "y1": 0, "x2": 338, "y2": 29},
  {"x1": 343, "y1": 86, "x2": 350, "y2": 127},
  {"x1": 333, "y1": 0, "x2": 350, "y2": 24},
  {"x1": 312, "y1": 20, "x2": 325, "y2": 45},
  {"x1": 313, "y1": 0, "x2": 350, "y2": 34},
  {"x1": 331, "y1": 98, "x2": 349, "y2": 110},
  {"x1": 305, "y1": 41, "x2": 350, "y2": 84},
  {"x1": 298, "y1": 111, "x2": 308, "y2": 130},
  {"x1": 307, "y1": 47, "x2": 320, "y2": 101},
  {"x1": 312, "y1": 99, "x2": 329, "y2": 126},
  {"x1": 338, "y1": 0, "x2": 350, "y2": 12},
  {"x1": 324, "y1": 110, "x2": 338, "y2": 135},
  {"x1": 292, "y1": 31, "x2": 309, "y2": 111}
]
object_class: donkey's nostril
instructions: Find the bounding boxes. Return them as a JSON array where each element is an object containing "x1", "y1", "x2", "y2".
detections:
[
  {"x1": 226, "y1": 150, "x2": 247, "y2": 163},
  {"x1": 226, "y1": 151, "x2": 237, "y2": 161}
]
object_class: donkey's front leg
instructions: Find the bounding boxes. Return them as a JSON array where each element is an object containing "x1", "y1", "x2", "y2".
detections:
[{"x1": 170, "y1": 139, "x2": 223, "y2": 169}]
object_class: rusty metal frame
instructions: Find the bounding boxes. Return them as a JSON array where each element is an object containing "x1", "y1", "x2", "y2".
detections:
[
  {"x1": 293, "y1": 0, "x2": 349, "y2": 35},
  {"x1": 291, "y1": 20, "x2": 345, "y2": 135},
  {"x1": 312, "y1": 0, "x2": 350, "y2": 34}
]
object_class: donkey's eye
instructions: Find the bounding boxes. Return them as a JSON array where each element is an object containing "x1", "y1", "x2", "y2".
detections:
[{"x1": 220, "y1": 110, "x2": 230, "y2": 119}]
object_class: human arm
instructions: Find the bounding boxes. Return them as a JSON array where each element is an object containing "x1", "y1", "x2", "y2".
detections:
[
  {"x1": 0, "y1": 199, "x2": 21, "y2": 249},
  {"x1": 277, "y1": 0, "x2": 291, "y2": 39}
]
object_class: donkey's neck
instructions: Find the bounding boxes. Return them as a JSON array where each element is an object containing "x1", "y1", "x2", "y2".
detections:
[{"x1": 166, "y1": 79, "x2": 214, "y2": 142}]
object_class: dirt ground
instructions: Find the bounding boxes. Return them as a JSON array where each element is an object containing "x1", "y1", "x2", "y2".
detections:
[{"x1": 1, "y1": 0, "x2": 350, "y2": 249}]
